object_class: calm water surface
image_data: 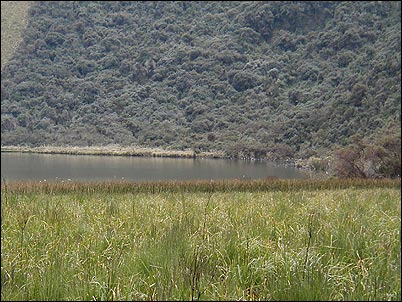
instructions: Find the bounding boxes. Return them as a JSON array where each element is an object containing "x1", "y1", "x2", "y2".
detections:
[{"x1": 1, "y1": 152, "x2": 309, "y2": 182}]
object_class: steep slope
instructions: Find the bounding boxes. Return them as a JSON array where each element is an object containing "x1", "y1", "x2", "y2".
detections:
[
  {"x1": 1, "y1": 1, "x2": 32, "y2": 69},
  {"x1": 1, "y1": 1, "x2": 400, "y2": 162}
]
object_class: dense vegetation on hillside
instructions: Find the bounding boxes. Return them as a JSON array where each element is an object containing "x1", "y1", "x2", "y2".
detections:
[{"x1": 1, "y1": 1, "x2": 401, "y2": 175}]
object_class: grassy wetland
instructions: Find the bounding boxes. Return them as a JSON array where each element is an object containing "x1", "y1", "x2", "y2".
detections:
[{"x1": 1, "y1": 179, "x2": 401, "y2": 301}]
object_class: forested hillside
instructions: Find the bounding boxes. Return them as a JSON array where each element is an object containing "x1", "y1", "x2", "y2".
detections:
[{"x1": 1, "y1": 1, "x2": 401, "y2": 174}]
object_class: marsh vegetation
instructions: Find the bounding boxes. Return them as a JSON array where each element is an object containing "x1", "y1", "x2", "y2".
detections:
[{"x1": 1, "y1": 179, "x2": 400, "y2": 300}]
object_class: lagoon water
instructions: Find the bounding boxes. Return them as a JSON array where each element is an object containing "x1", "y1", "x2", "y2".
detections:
[{"x1": 1, "y1": 152, "x2": 309, "y2": 182}]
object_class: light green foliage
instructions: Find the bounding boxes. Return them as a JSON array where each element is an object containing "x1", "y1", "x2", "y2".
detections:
[
  {"x1": 1, "y1": 1, "x2": 31, "y2": 69},
  {"x1": 1, "y1": 181, "x2": 400, "y2": 300}
]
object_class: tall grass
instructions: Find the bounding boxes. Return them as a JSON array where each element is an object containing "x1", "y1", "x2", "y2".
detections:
[
  {"x1": 1, "y1": 180, "x2": 401, "y2": 300},
  {"x1": 2, "y1": 178, "x2": 400, "y2": 194}
]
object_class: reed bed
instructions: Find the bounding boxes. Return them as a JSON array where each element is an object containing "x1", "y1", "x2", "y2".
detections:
[
  {"x1": 1, "y1": 179, "x2": 401, "y2": 301},
  {"x1": 2, "y1": 178, "x2": 400, "y2": 194}
]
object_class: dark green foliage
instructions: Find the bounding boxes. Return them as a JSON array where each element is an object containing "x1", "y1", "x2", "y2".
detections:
[{"x1": 1, "y1": 1, "x2": 401, "y2": 163}]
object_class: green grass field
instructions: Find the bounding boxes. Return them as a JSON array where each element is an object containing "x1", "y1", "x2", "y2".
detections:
[{"x1": 1, "y1": 179, "x2": 400, "y2": 300}]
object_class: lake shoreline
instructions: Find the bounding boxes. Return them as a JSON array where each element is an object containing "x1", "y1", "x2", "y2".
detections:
[
  {"x1": 1, "y1": 149, "x2": 312, "y2": 182},
  {"x1": 0, "y1": 145, "x2": 225, "y2": 159},
  {"x1": 1, "y1": 144, "x2": 323, "y2": 175}
]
